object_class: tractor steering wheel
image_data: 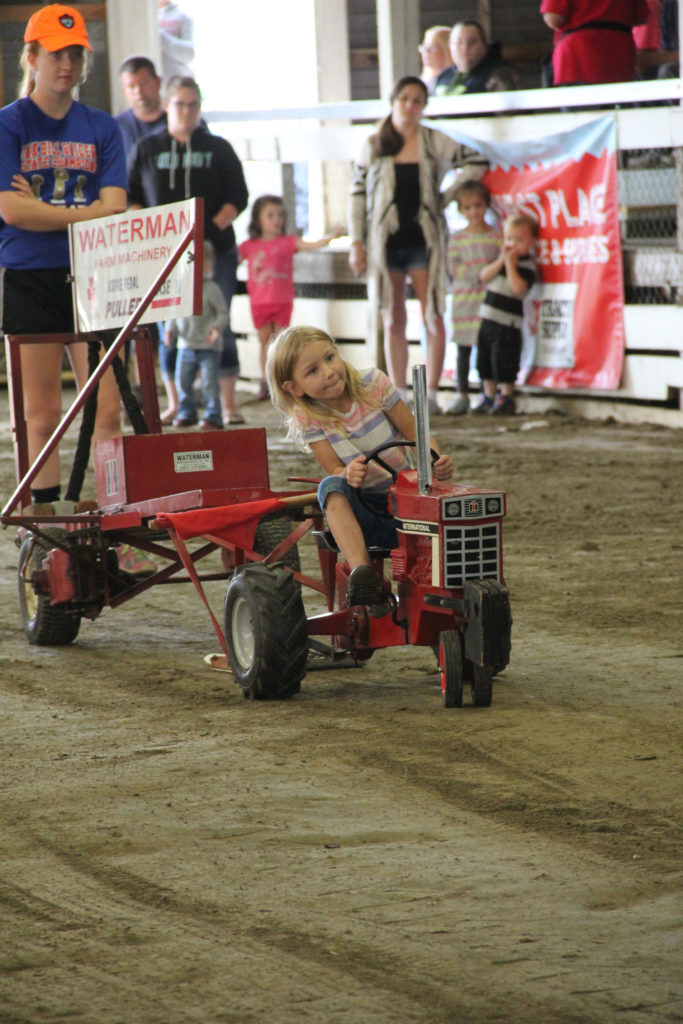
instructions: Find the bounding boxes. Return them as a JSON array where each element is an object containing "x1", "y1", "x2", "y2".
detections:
[{"x1": 355, "y1": 440, "x2": 439, "y2": 519}]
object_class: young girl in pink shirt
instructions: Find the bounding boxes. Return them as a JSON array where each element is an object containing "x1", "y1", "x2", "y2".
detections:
[{"x1": 239, "y1": 195, "x2": 341, "y2": 398}]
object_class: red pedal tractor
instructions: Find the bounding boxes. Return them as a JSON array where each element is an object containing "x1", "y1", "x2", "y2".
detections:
[
  {"x1": 3, "y1": 326, "x2": 510, "y2": 708},
  {"x1": 220, "y1": 438, "x2": 511, "y2": 708}
]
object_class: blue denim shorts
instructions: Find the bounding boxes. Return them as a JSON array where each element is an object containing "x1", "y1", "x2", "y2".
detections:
[
  {"x1": 385, "y1": 244, "x2": 429, "y2": 273},
  {"x1": 318, "y1": 476, "x2": 398, "y2": 550}
]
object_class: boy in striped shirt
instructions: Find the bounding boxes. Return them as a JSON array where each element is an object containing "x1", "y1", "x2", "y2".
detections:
[{"x1": 473, "y1": 214, "x2": 538, "y2": 415}]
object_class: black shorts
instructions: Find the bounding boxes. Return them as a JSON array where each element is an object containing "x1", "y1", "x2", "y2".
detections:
[
  {"x1": 0, "y1": 267, "x2": 74, "y2": 334},
  {"x1": 385, "y1": 244, "x2": 429, "y2": 273},
  {"x1": 476, "y1": 319, "x2": 522, "y2": 384}
]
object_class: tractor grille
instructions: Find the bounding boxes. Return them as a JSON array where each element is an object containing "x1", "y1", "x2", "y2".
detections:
[{"x1": 443, "y1": 523, "x2": 501, "y2": 588}]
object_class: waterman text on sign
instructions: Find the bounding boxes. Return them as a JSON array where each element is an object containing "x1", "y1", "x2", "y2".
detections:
[{"x1": 68, "y1": 198, "x2": 202, "y2": 332}]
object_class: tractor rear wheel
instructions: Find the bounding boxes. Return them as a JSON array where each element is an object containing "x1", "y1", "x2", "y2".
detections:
[
  {"x1": 253, "y1": 512, "x2": 301, "y2": 574},
  {"x1": 18, "y1": 528, "x2": 81, "y2": 646},
  {"x1": 439, "y1": 630, "x2": 463, "y2": 708},
  {"x1": 224, "y1": 562, "x2": 307, "y2": 699}
]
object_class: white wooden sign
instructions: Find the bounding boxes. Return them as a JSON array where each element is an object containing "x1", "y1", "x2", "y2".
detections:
[{"x1": 68, "y1": 198, "x2": 202, "y2": 332}]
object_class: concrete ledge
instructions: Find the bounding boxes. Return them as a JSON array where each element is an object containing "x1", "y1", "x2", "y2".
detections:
[{"x1": 514, "y1": 392, "x2": 683, "y2": 429}]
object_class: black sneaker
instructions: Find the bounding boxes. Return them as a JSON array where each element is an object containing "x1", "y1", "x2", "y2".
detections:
[
  {"x1": 491, "y1": 395, "x2": 516, "y2": 415},
  {"x1": 347, "y1": 564, "x2": 391, "y2": 616},
  {"x1": 472, "y1": 396, "x2": 494, "y2": 415}
]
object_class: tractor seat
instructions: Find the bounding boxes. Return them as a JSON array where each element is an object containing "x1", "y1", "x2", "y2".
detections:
[{"x1": 312, "y1": 529, "x2": 393, "y2": 560}]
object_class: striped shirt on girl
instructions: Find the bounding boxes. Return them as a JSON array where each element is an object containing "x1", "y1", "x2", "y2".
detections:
[{"x1": 297, "y1": 368, "x2": 412, "y2": 493}]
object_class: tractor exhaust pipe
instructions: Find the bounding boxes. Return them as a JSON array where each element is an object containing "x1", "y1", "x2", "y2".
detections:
[{"x1": 412, "y1": 364, "x2": 432, "y2": 494}]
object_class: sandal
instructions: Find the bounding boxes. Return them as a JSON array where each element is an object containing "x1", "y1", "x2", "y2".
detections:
[
  {"x1": 160, "y1": 409, "x2": 177, "y2": 424},
  {"x1": 225, "y1": 412, "x2": 245, "y2": 425},
  {"x1": 203, "y1": 653, "x2": 232, "y2": 673}
]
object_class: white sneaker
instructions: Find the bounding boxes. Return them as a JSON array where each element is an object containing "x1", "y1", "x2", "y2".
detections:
[{"x1": 446, "y1": 394, "x2": 469, "y2": 416}]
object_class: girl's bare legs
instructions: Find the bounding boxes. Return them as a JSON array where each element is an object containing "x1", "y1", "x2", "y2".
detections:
[
  {"x1": 323, "y1": 492, "x2": 370, "y2": 570},
  {"x1": 409, "y1": 267, "x2": 445, "y2": 390},
  {"x1": 257, "y1": 323, "x2": 276, "y2": 380},
  {"x1": 324, "y1": 493, "x2": 387, "y2": 608},
  {"x1": 70, "y1": 341, "x2": 155, "y2": 573},
  {"x1": 382, "y1": 271, "x2": 409, "y2": 390},
  {"x1": 69, "y1": 340, "x2": 121, "y2": 445},
  {"x1": 20, "y1": 341, "x2": 65, "y2": 492},
  {"x1": 162, "y1": 376, "x2": 178, "y2": 420},
  {"x1": 159, "y1": 328, "x2": 178, "y2": 420},
  {"x1": 257, "y1": 323, "x2": 276, "y2": 398},
  {"x1": 220, "y1": 374, "x2": 241, "y2": 422},
  {"x1": 20, "y1": 340, "x2": 121, "y2": 496}
]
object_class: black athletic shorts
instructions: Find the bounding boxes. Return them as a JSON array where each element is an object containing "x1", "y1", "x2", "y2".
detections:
[
  {"x1": 0, "y1": 266, "x2": 74, "y2": 334},
  {"x1": 476, "y1": 319, "x2": 522, "y2": 384}
]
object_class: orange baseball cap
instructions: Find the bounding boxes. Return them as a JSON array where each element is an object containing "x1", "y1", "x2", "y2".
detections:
[{"x1": 24, "y1": 4, "x2": 92, "y2": 52}]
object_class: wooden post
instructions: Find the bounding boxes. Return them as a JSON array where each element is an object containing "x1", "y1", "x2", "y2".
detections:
[
  {"x1": 376, "y1": 0, "x2": 420, "y2": 100},
  {"x1": 106, "y1": 0, "x2": 161, "y2": 115}
]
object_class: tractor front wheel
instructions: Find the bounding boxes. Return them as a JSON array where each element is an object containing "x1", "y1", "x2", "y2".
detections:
[
  {"x1": 439, "y1": 630, "x2": 463, "y2": 708},
  {"x1": 224, "y1": 562, "x2": 308, "y2": 699}
]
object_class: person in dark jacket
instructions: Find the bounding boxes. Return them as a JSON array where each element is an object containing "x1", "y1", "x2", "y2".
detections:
[
  {"x1": 436, "y1": 21, "x2": 515, "y2": 95},
  {"x1": 128, "y1": 76, "x2": 248, "y2": 423}
]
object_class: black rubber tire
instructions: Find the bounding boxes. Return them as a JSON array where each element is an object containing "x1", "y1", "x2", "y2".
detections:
[
  {"x1": 224, "y1": 562, "x2": 308, "y2": 700},
  {"x1": 253, "y1": 512, "x2": 301, "y2": 574},
  {"x1": 471, "y1": 664, "x2": 493, "y2": 708},
  {"x1": 18, "y1": 528, "x2": 81, "y2": 646},
  {"x1": 439, "y1": 630, "x2": 463, "y2": 708}
]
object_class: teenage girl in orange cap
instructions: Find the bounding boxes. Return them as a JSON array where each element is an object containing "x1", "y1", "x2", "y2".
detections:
[{"x1": 0, "y1": 6, "x2": 128, "y2": 513}]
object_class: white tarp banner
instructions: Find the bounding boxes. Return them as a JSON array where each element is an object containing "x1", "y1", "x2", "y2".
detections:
[{"x1": 68, "y1": 198, "x2": 202, "y2": 332}]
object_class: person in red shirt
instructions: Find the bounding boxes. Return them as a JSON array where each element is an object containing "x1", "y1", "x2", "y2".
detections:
[
  {"x1": 541, "y1": 0, "x2": 650, "y2": 84},
  {"x1": 239, "y1": 195, "x2": 341, "y2": 399}
]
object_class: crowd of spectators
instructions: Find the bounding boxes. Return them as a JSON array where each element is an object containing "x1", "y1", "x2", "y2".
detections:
[
  {"x1": 2, "y1": 0, "x2": 680, "y2": 467},
  {"x1": 419, "y1": 4, "x2": 678, "y2": 93}
]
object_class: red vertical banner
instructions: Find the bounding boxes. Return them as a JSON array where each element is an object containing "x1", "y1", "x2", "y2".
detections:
[{"x1": 443, "y1": 116, "x2": 624, "y2": 389}]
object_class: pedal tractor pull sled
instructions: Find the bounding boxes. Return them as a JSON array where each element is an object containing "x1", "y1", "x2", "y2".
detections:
[
  {"x1": 4, "y1": 348, "x2": 510, "y2": 708},
  {"x1": 1, "y1": 201, "x2": 511, "y2": 707}
]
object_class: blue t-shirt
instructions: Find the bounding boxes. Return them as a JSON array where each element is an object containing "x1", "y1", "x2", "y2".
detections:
[
  {"x1": 115, "y1": 107, "x2": 167, "y2": 156},
  {"x1": 0, "y1": 97, "x2": 127, "y2": 269}
]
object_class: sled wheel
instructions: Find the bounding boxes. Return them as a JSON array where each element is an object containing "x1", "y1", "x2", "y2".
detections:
[
  {"x1": 439, "y1": 630, "x2": 463, "y2": 708},
  {"x1": 253, "y1": 511, "x2": 301, "y2": 573},
  {"x1": 471, "y1": 664, "x2": 493, "y2": 708},
  {"x1": 224, "y1": 562, "x2": 308, "y2": 699},
  {"x1": 18, "y1": 528, "x2": 81, "y2": 646}
]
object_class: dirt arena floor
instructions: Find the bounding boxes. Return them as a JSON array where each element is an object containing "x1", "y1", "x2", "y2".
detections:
[{"x1": 0, "y1": 387, "x2": 681, "y2": 1024}]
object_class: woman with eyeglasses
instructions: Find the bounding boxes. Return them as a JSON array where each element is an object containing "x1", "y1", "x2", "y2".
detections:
[
  {"x1": 0, "y1": 3, "x2": 127, "y2": 512},
  {"x1": 128, "y1": 76, "x2": 249, "y2": 425},
  {"x1": 418, "y1": 26, "x2": 453, "y2": 95}
]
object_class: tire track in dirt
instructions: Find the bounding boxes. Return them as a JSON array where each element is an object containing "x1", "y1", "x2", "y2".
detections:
[{"x1": 0, "y1": 829, "x2": 519, "y2": 1024}]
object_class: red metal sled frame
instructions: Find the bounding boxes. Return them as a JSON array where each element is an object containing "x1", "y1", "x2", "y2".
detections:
[{"x1": 1, "y1": 204, "x2": 509, "y2": 694}]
